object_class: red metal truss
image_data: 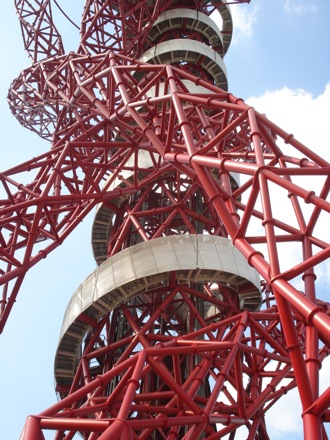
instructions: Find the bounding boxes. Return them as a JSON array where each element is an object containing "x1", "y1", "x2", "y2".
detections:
[
  {"x1": 24, "y1": 297, "x2": 301, "y2": 438},
  {"x1": 5, "y1": 54, "x2": 330, "y2": 337},
  {"x1": 6, "y1": 55, "x2": 330, "y2": 438},
  {"x1": 15, "y1": 0, "x2": 65, "y2": 62},
  {"x1": 2, "y1": 0, "x2": 330, "y2": 439},
  {"x1": 20, "y1": 283, "x2": 330, "y2": 438},
  {"x1": 15, "y1": 0, "x2": 249, "y2": 63}
]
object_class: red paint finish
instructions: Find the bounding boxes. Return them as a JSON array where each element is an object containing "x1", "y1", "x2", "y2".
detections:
[{"x1": 1, "y1": 1, "x2": 329, "y2": 439}]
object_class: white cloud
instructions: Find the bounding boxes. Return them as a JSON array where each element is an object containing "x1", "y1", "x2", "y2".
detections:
[
  {"x1": 245, "y1": 85, "x2": 330, "y2": 295},
  {"x1": 284, "y1": 0, "x2": 318, "y2": 15},
  {"x1": 212, "y1": 4, "x2": 258, "y2": 43},
  {"x1": 267, "y1": 388, "x2": 303, "y2": 437},
  {"x1": 266, "y1": 356, "x2": 330, "y2": 438},
  {"x1": 241, "y1": 86, "x2": 330, "y2": 439},
  {"x1": 230, "y1": 4, "x2": 258, "y2": 40},
  {"x1": 247, "y1": 85, "x2": 330, "y2": 155}
]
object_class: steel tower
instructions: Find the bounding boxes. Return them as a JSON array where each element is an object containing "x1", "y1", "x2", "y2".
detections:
[{"x1": 1, "y1": 0, "x2": 330, "y2": 438}]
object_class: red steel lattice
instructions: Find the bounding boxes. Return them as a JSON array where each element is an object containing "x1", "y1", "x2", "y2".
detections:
[{"x1": 1, "y1": 1, "x2": 330, "y2": 439}]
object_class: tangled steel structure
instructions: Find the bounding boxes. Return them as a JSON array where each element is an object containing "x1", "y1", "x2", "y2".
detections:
[{"x1": 2, "y1": 0, "x2": 330, "y2": 438}]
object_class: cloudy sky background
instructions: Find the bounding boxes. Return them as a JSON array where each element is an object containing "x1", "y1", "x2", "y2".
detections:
[{"x1": 0, "y1": 0, "x2": 329, "y2": 438}]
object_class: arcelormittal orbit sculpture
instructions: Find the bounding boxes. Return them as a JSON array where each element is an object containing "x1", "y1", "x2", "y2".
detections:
[{"x1": 1, "y1": 0, "x2": 330, "y2": 438}]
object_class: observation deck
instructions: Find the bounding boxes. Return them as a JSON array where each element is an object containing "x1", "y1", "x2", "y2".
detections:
[
  {"x1": 139, "y1": 5, "x2": 232, "y2": 88},
  {"x1": 55, "y1": 235, "x2": 261, "y2": 394}
]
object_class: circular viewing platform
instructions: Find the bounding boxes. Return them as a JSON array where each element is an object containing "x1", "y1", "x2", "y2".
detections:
[{"x1": 55, "y1": 235, "x2": 261, "y2": 395}]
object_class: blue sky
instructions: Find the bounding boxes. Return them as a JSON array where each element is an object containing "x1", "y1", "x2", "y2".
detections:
[{"x1": 0, "y1": 1, "x2": 329, "y2": 438}]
